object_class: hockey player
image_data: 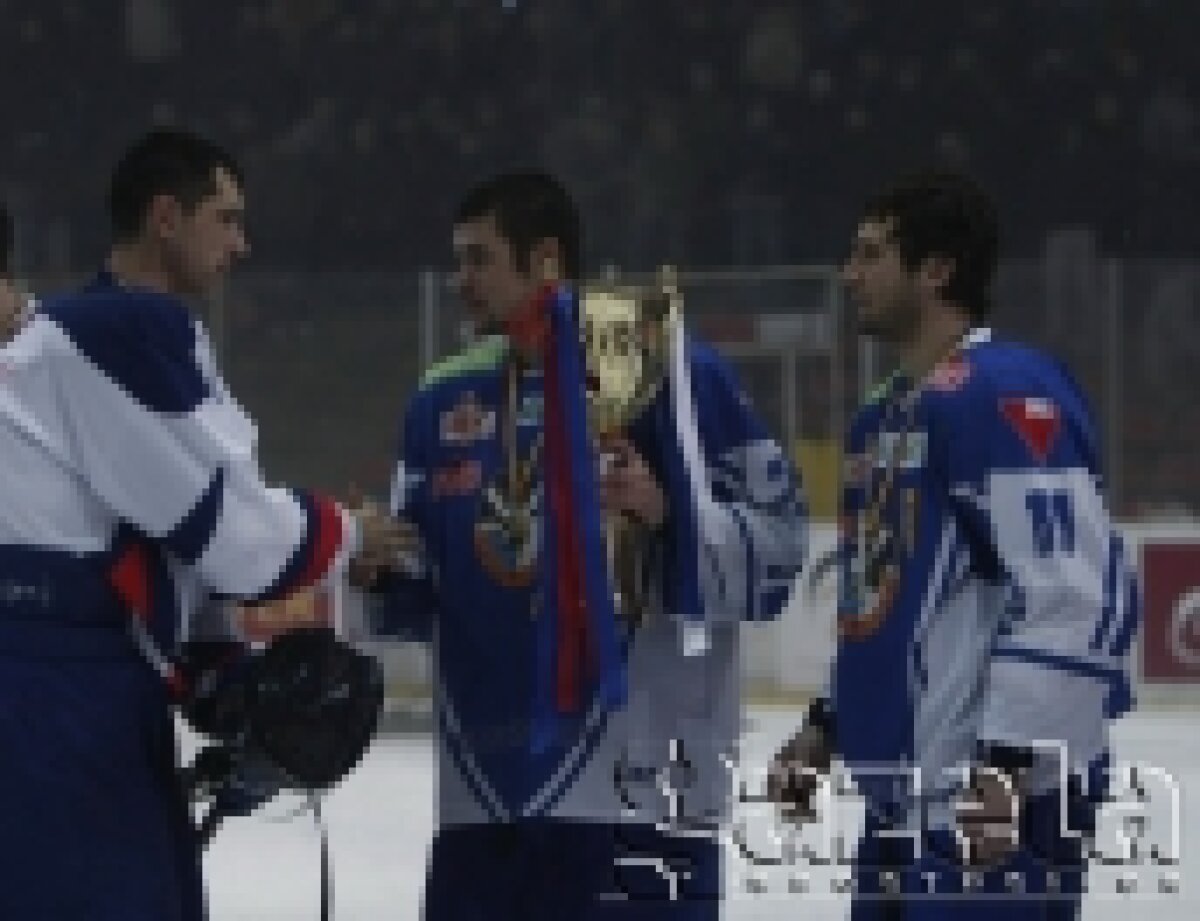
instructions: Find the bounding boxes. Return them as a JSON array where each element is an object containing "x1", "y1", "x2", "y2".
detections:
[
  {"x1": 362, "y1": 172, "x2": 807, "y2": 919},
  {"x1": 769, "y1": 171, "x2": 1138, "y2": 919},
  {"x1": 0, "y1": 129, "x2": 402, "y2": 920}
]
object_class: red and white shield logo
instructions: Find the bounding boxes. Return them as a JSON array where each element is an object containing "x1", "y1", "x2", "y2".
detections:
[{"x1": 1000, "y1": 396, "x2": 1061, "y2": 463}]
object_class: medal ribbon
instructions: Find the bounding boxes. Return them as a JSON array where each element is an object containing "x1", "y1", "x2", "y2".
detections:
[{"x1": 515, "y1": 285, "x2": 624, "y2": 752}]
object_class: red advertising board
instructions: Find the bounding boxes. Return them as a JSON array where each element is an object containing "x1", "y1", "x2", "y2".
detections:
[{"x1": 1140, "y1": 542, "x2": 1200, "y2": 681}]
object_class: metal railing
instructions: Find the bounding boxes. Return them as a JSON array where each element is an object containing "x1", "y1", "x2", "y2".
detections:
[{"x1": 29, "y1": 254, "x2": 1199, "y2": 518}]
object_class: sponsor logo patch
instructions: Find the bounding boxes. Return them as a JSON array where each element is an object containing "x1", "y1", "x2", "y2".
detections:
[
  {"x1": 440, "y1": 392, "x2": 496, "y2": 444},
  {"x1": 430, "y1": 459, "x2": 483, "y2": 497},
  {"x1": 927, "y1": 355, "x2": 971, "y2": 392}
]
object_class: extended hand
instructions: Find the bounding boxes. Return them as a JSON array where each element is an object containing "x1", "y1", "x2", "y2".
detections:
[
  {"x1": 598, "y1": 435, "x2": 667, "y2": 528},
  {"x1": 347, "y1": 497, "x2": 418, "y2": 588}
]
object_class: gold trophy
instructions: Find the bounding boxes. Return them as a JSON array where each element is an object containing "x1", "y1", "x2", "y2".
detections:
[{"x1": 580, "y1": 267, "x2": 679, "y2": 624}]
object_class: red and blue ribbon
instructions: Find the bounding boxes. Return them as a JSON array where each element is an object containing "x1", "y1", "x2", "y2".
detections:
[{"x1": 515, "y1": 285, "x2": 624, "y2": 753}]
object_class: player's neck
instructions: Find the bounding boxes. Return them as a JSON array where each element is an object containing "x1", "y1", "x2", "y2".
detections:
[
  {"x1": 501, "y1": 289, "x2": 549, "y2": 368},
  {"x1": 510, "y1": 341, "x2": 541, "y2": 368},
  {"x1": 900, "y1": 306, "x2": 971, "y2": 383},
  {"x1": 107, "y1": 245, "x2": 176, "y2": 298}
]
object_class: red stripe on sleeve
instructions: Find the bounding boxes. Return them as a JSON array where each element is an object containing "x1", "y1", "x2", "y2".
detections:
[{"x1": 292, "y1": 493, "x2": 345, "y2": 590}]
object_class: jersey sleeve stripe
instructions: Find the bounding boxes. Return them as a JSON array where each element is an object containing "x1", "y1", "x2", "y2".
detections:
[
  {"x1": 161, "y1": 467, "x2": 226, "y2": 564},
  {"x1": 250, "y1": 490, "x2": 343, "y2": 603}
]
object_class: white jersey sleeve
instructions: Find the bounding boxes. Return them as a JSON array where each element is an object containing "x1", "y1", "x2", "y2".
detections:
[
  {"x1": 939, "y1": 357, "x2": 1137, "y2": 776},
  {"x1": 35, "y1": 287, "x2": 351, "y2": 601}
]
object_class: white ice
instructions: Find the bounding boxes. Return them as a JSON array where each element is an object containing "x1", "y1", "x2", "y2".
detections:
[{"x1": 199, "y1": 708, "x2": 1199, "y2": 920}]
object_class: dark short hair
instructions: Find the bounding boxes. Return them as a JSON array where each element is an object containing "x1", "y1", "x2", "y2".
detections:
[
  {"x1": 108, "y1": 128, "x2": 243, "y2": 242},
  {"x1": 455, "y1": 172, "x2": 582, "y2": 280},
  {"x1": 864, "y1": 170, "x2": 999, "y2": 322},
  {"x1": 0, "y1": 202, "x2": 11, "y2": 275}
]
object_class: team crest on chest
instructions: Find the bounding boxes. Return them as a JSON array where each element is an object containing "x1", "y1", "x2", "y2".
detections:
[
  {"x1": 473, "y1": 436, "x2": 543, "y2": 589},
  {"x1": 839, "y1": 568, "x2": 900, "y2": 640},
  {"x1": 839, "y1": 503, "x2": 904, "y2": 640},
  {"x1": 840, "y1": 416, "x2": 924, "y2": 640}
]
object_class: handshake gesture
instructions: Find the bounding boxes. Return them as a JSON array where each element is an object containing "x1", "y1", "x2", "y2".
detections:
[{"x1": 346, "y1": 491, "x2": 417, "y2": 589}]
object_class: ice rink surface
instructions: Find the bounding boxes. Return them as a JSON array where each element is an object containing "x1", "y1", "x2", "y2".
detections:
[{"x1": 200, "y1": 708, "x2": 1198, "y2": 920}]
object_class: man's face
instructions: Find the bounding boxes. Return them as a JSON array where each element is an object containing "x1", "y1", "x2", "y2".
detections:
[
  {"x1": 452, "y1": 214, "x2": 541, "y2": 336},
  {"x1": 162, "y1": 166, "x2": 249, "y2": 297},
  {"x1": 841, "y1": 217, "x2": 922, "y2": 341}
]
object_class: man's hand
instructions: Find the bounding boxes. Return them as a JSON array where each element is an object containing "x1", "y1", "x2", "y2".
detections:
[
  {"x1": 766, "y1": 724, "x2": 833, "y2": 824},
  {"x1": 346, "y1": 496, "x2": 418, "y2": 589},
  {"x1": 954, "y1": 766, "x2": 1024, "y2": 867},
  {"x1": 598, "y1": 435, "x2": 667, "y2": 528}
]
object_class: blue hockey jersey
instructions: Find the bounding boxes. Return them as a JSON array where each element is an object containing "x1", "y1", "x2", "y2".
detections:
[
  {"x1": 830, "y1": 327, "x2": 1137, "y2": 826},
  {"x1": 375, "y1": 331, "x2": 807, "y2": 829},
  {"x1": 0, "y1": 271, "x2": 353, "y2": 920}
]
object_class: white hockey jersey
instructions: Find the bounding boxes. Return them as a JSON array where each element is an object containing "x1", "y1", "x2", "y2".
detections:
[{"x1": 0, "y1": 271, "x2": 353, "y2": 657}]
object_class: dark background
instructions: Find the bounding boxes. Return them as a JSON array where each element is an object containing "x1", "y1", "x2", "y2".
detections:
[
  {"x1": 0, "y1": 0, "x2": 1195, "y2": 516},
  {"x1": 0, "y1": 0, "x2": 1194, "y2": 273}
]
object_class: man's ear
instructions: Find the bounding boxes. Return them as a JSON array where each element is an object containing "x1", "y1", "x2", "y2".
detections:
[
  {"x1": 529, "y1": 237, "x2": 564, "y2": 283},
  {"x1": 919, "y1": 254, "x2": 955, "y2": 299}
]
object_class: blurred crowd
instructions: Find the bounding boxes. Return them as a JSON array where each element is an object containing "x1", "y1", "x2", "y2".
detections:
[
  {"x1": 0, "y1": 0, "x2": 1194, "y2": 272},
  {"x1": 1, "y1": 0, "x2": 1196, "y2": 515}
]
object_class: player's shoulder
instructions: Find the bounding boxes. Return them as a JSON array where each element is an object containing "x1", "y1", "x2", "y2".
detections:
[
  {"x1": 41, "y1": 272, "x2": 195, "y2": 347},
  {"x1": 38, "y1": 273, "x2": 205, "y2": 412},
  {"x1": 683, "y1": 334, "x2": 744, "y2": 393},
  {"x1": 968, "y1": 337, "x2": 1064, "y2": 387},
  {"x1": 684, "y1": 335, "x2": 723, "y2": 370},
  {"x1": 928, "y1": 334, "x2": 1100, "y2": 472},
  {"x1": 938, "y1": 336, "x2": 1082, "y2": 413},
  {"x1": 417, "y1": 335, "x2": 507, "y2": 393},
  {"x1": 678, "y1": 333, "x2": 769, "y2": 427},
  {"x1": 404, "y1": 335, "x2": 506, "y2": 431},
  {"x1": 924, "y1": 334, "x2": 1097, "y2": 448}
]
